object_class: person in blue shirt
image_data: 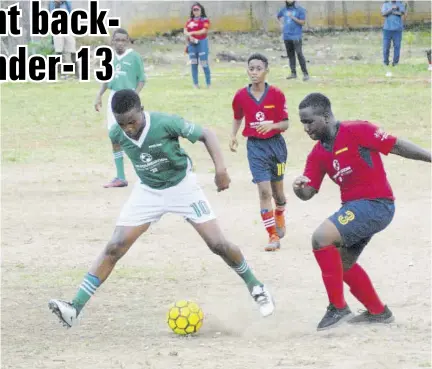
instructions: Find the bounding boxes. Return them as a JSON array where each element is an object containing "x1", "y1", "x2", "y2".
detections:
[
  {"x1": 381, "y1": 1, "x2": 406, "y2": 66},
  {"x1": 277, "y1": 1, "x2": 309, "y2": 81},
  {"x1": 48, "y1": 1, "x2": 78, "y2": 78}
]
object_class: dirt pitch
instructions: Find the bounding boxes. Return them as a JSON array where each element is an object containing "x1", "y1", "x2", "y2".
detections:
[
  {"x1": 1, "y1": 29, "x2": 431, "y2": 369},
  {"x1": 1, "y1": 153, "x2": 431, "y2": 369}
]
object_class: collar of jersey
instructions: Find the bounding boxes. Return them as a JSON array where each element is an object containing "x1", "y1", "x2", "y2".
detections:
[
  {"x1": 115, "y1": 48, "x2": 133, "y2": 60},
  {"x1": 321, "y1": 122, "x2": 341, "y2": 151},
  {"x1": 247, "y1": 83, "x2": 269, "y2": 105},
  {"x1": 123, "y1": 112, "x2": 151, "y2": 147}
]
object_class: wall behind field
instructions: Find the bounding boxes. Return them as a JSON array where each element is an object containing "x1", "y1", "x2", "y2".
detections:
[
  {"x1": 1, "y1": 1, "x2": 431, "y2": 53},
  {"x1": 99, "y1": 1, "x2": 431, "y2": 37}
]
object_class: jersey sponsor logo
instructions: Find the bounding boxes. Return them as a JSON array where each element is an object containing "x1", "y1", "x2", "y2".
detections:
[
  {"x1": 333, "y1": 160, "x2": 340, "y2": 171},
  {"x1": 332, "y1": 159, "x2": 353, "y2": 183},
  {"x1": 113, "y1": 62, "x2": 127, "y2": 79},
  {"x1": 250, "y1": 111, "x2": 274, "y2": 128},
  {"x1": 264, "y1": 105, "x2": 275, "y2": 109},
  {"x1": 182, "y1": 121, "x2": 196, "y2": 137},
  {"x1": 136, "y1": 152, "x2": 169, "y2": 173},
  {"x1": 149, "y1": 143, "x2": 162, "y2": 149},
  {"x1": 140, "y1": 153, "x2": 153, "y2": 163},
  {"x1": 338, "y1": 210, "x2": 355, "y2": 225},
  {"x1": 374, "y1": 128, "x2": 389, "y2": 141},
  {"x1": 335, "y1": 147, "x2": 348, "y2": 155},
  {"x1": 255, "y1": 112, "x2": 265, "y2": 122}
]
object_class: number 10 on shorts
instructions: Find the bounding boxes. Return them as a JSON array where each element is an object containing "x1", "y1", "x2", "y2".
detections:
[
  {"x1": 190, "y1": 201, "x2": 210, "y2": 218},
  {"x1": 277, "y1": 163, "x2": 286, "y2": 176}
]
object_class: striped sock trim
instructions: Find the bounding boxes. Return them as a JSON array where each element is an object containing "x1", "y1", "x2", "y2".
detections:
[
  {"x1": 263, "y1": 217, "x2": 276, "y2": 228},
  {"x1": 113, "y1": 151, "x2": 124, "y2": 159},
  {"x1": 233, "y1": 260, "x2": 249, "y2": 275},
  {"x1": 79, "y1": 280, "x2": 97, "y2": 297},
  {"x1": 275, "y1": 205, "x2": 285, "y2": 212},
  {"x1": 79, "y1": 274, "x2": 101, "y2": 297}
]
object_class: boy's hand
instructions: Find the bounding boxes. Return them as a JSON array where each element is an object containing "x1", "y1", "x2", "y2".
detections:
[
  {"x1": 215, "y1": 169, "x2": 231, "y2": 192},
  {"x1": 229, "y1": 136, "x2": 238, "y2": 152}
]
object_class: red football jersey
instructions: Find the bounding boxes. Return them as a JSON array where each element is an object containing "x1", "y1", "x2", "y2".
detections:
[
  {"x1": 232, "y1": 84, "x2": 289, "y2": 139},
  {"x1": 303, "y1": 121, "x2": 397, "y2": 203},
  {"x1": 185, "y1": 17, "x2": 210, "y2": 40}
]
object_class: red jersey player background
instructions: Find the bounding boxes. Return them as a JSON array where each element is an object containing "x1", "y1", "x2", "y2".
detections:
[
  {"x1": 230, "y1": 53, "x2": 289, "y2": 251},
  {"x1": 293, "y1": 92, "x2": 431, "y2": 331},
  {"x1": 184, "y1": 3, "x2": 211, "y2": 88}
]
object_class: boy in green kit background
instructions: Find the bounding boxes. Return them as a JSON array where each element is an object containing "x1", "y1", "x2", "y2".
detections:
[{"x1": 94, "y1": 28, "x2": 146, "y2": 188}]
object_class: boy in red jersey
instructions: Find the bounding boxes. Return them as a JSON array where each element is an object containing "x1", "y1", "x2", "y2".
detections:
[
  {"x1": 230, "y1": 53, "x2": 289, "y2": 252},
  {"x1": 293, "y1": 92, "x2": 431, "y2": 331}
]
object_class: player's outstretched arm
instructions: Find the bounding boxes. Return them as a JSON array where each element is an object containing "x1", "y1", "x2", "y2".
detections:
[
  {"x1": 390, "y1": 138, "x2": 431, "y2": 163},
  {"x1": 198, "y1": 128, "x2": 231, "y2": 192},
  {"x1": 135, "y1": 81, "x2": 145, "y2": 94},
  {"x1": 94, "y1": 83, "x2": 108, "y2": 112},
  {"x1": 229, "y1": 119, "x2": 242, "y2": 152},
  {"x1": 292, "y1": 175, "x2": 317, "y2": 201}
]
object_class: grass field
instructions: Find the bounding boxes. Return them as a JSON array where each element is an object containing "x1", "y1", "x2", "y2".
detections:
[{"x1": 1, "y1": 31, "x2": 431, "y2": 369}]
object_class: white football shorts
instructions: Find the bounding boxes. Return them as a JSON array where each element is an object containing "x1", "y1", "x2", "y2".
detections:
[{"x1": 116, "y1": 171, "x2": 216, "y2": 226}]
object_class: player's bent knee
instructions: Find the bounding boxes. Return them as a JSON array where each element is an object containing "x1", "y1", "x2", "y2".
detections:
[
  {"x1": 206, "y1": 238, "x2": 228, "y2": 256},
  {"x1": 258, "y1": 188, "x2": 272, "y2": 202},
  {"x1": 312, "y1": 219, "x2": 342, "y2": 250},
  {"x1": 273, "y1": 195, "x2": 286, "y2": 206},
  {"x1": 105, "y1": 239, "x2": 128, "y2": 261}
]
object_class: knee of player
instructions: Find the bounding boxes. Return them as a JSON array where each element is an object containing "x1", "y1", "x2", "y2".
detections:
[
  {"x1": 342, "y1": 259, "x2": 355, "y2": 272},
  {"x1": 273, "y1": 194, "x2": 286, "y2": 205},
  {"x1": 311, "y1": 220, "x2": 341, "y2": 250},
  {"x1": 206, "y1": 238, "x2": 228, "y2": 255},
  {"x1": 311, "y1": 229, "x2": 332, "y2": 250},
  {"x1": 105, "y1": 239, "x2": 127, "y2": 260},
  {"x1": 258, "y1": 187, "x2": 273, "y2": 202}
]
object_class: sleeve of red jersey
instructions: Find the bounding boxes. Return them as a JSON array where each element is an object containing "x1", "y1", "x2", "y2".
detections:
[
  {"x1": 303, "y1": 148, "x2": 326, "y2": 191},
  {"x1": 203, "y1": 18, "x2": 210, "y2": 29},
  {"x1": 232, "y1": 90, "x2": 244, "y2": 120},
  {"x1": 276, "y1": 89, "x2": 289, "y2": 122},
  {"x1": 351, "y1": 121, "x2": 397, "y2": 155}
]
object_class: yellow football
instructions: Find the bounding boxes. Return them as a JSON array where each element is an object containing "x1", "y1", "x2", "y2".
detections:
[{"x1": 167, "y1": 300, "x2": 204, "y2": 335}]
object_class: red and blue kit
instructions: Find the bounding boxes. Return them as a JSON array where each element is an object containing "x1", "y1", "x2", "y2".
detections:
[
  {"x1": 232, "y1": 84, "x2": 289, "y2": 184},
  {"x1": 304, "y1": 120, "x2": 397, "y2": 203},
  {"x1": 232, "y1": 84, "x2": 288, "y2": 140},
  {"x1": 303, "y1": 120, "x2": 397, "y2": 248}
]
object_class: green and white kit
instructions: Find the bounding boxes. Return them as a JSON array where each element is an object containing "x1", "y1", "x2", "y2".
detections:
[
  {"x1": 107, "y1": 49, "x2": 146, "y2": 129},
  {"x1": 110, "y1": 112, "x2": 216, "y2": 225}
]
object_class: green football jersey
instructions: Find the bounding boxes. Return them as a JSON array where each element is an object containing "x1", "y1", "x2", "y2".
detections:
[
  {"x1": 109, "y1": 112, "x2": 203, "y2": 189},
  {"x1": 108, "y1": 49, "x2": 146, "y2": 91}
]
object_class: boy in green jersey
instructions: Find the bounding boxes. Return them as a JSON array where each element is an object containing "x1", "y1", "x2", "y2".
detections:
[
  {"x1": 94, "y1": 28, "x2": 146, "y2": 188},
  {"x1": 49, "y1": 89, "x2": 275, "y2": 328}
]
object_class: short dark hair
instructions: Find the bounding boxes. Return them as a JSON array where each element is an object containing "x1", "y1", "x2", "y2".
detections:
[
  {"x1": 299, "y1": 93, "x2": 332, "y2": 115},
  {"x1": 190, "y1": 2, "x2": 207, "y2": 18},
  {"x1": 247, "y1": 53, "x2": 269, "y2": 68},
  {"x1": 112, "y1": 90, "x2": 141, "y2": 114},
  {"x1": 112, "y1": 28, "x2": 129, "y2": 39}
]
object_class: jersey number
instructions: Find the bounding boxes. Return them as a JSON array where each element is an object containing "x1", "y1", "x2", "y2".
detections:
[
  {"x1": 338, "y1": 210, "x2": 356, "y2": 225},
  {"x1": 277, "y1": 163, "x2": 286, "y2": 176},
  {"x1": 190, "y1": 200, "x2": 210, "y2": 218}
]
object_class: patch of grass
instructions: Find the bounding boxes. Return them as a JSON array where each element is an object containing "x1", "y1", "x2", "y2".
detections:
[
  {"x1": 418, "y1": 362, "x2": 432, "y2": 368},
  {"x1": 1, "y1": 31, "x2": 431, "y2": 167}
]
